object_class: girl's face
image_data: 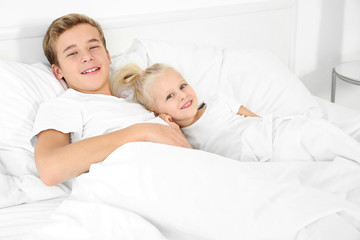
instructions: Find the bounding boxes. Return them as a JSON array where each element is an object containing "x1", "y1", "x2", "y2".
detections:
[
  {"x1": 149, "y1": 70, "x2": 199, "y2": 127},
  {"x1": 52, "y1": 23, "x2": 112, "y2": 95}
]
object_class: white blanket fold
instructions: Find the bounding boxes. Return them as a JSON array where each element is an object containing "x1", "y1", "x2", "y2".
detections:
[{"x1": 28, "y1": 142, "x2": 360, "y2": 240}]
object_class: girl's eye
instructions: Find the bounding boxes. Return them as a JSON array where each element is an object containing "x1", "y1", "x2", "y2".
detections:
[
  {"x1": 90, "y1": 46, "x2": 99, "y2": 50},
  {"x1": 166, "y1": 93, "x2": 174, "y2": 100},
  {"x1": 180, "y1": 84, "x2": 187, "y2": 90}
]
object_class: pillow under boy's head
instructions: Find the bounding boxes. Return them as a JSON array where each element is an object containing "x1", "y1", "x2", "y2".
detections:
[{"x1": 0, "y1": 60, "x2": 65, "y2": 177}]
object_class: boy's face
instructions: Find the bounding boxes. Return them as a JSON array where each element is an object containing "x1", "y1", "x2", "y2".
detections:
[
  {"x1": 51, "y1": 23, "x2": 112, "y2": 95},
  {"x1": 149, "y1": 70, "x2": 198, "y2": 127}
]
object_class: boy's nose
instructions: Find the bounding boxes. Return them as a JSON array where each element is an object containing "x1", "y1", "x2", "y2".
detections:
[{"x1": 82, "y1": 52, "x2": 94, "y2": 62}]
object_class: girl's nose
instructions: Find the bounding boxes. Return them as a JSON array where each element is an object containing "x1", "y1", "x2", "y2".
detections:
[{"x1": 178, "y1": 91, "x2": 186, "y2": 101}]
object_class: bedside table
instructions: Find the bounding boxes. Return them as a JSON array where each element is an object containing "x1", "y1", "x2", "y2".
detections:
[{"x1": 331, "y1": 60, "x2": 360, "y2": 103}]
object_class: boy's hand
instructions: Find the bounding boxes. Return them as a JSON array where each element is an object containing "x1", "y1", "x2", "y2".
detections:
[
  {"x1": 158, "y1": 113, "x2": 181, "y2": 132},
  {"x1": 136, "y1": 123, "x2": 191, "y2": 149}
]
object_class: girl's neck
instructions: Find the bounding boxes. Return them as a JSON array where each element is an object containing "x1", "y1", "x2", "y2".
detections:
[{"x1": 178, "y1": 104, "x2": 207, "y2": 128}]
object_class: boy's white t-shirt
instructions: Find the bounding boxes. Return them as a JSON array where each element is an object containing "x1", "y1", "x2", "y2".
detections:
[
  {"x1": 31, "y1": 89, "x2": 165, "y2": 144},
  {"x1": 181, "y1": 97, "x2": 274, "y2": 162}
]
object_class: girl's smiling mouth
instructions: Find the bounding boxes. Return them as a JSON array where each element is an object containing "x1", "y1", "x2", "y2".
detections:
[{"x1": 181, "y1": 100, "x2": 192, "y2": 109}]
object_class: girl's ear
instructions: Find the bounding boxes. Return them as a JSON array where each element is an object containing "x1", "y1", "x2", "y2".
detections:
[{"x1": 51, "y1": 64, "x2": 64, "y2": 80}]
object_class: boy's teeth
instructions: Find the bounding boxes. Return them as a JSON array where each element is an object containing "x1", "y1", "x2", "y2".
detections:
[{"x1": 82, "y1": 68, "x2": 99, "y2": 74}]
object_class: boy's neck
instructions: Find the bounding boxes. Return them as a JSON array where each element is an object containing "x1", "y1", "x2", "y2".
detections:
[{"x1": 68, "y1": 87, "x2": 112, "y2": 96}]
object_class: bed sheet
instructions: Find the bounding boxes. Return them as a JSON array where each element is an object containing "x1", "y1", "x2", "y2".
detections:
[
  {"x1": 314, "y1": 96, "x2": 360, "y2": 141},
  {"x1": 0, "y1": 198, "x2": 65, "y2": 240}
]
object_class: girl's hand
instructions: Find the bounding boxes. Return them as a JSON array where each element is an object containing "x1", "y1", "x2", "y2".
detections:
[{"x1": 237, "y1": 105, "x2": 260, "y2": 117}]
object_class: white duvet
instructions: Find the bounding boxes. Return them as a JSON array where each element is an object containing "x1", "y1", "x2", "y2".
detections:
[{"x1": 27, "y1": 142, "x2": 360, "y2": 240}]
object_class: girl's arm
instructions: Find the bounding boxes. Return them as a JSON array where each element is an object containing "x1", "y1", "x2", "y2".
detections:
[
  {"x1": 35, "y1": 123, "x2": 191, "y2": 186},
  {"x1": 237, "y1": 105, "x2": 260, "y2": 117}
]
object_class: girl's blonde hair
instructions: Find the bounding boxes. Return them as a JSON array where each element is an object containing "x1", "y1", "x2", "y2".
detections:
[
  {"x1": 43, "y1": 13, "x2": 106, "y2": 66},
  {"x1": 111, "y1": 63, "x2": 175, "y2": 109}
]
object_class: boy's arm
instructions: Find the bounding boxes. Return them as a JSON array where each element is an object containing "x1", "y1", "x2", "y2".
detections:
[
  {"x1": 35, "y1": 123, "x2": 191, "y2": 186},
  {"x1": 237, "y1": 105, "x2": 260, "y2": 117}
]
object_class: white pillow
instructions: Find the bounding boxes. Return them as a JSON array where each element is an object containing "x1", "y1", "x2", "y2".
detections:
[
  {"x1": 0, "y1": 60, "x2": 65, "y2": 177},
  {"x1": 135, "y1": 38, "x2": 224, "y2": 105},
  {"x1": 130, "y1": 38, "x2": 322, "y2": 117},
  {"x1": 110, "y1": 39, "x2": 149, "y2": 98},
  {"x1": 0, "y1": 60, "x2": 69, "y2": 207},
  {"x1": 220, "y1": 48, "x2": 322, "y2": 116}
]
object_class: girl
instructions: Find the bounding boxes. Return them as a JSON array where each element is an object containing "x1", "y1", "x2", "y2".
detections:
[{"x1": 111, "y1": 63, "x2": 360, "y2": 163}]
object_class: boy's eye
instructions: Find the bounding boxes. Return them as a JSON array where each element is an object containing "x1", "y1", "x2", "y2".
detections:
[
  {"x1": 90, "y1": 45, "x2": 99, "y2": 50},
  {"x1": 67, "y1": 52, "x2": 77, "y2": 57},
  {"x1": 166, "y1": 93, "x2": 174, "y2": 100},
  {"x1": 180, "y1": 84, "x2": 187, "y2": 90}
]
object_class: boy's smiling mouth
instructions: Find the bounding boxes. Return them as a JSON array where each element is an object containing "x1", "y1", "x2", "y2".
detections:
[{"x1": 81, "y1": 67, "x2": 100, "y2": 74}]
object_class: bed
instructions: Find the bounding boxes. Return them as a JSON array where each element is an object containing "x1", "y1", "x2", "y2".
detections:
[{"x1": 1, "y1": 1, "x2": 360, "y2": 239}]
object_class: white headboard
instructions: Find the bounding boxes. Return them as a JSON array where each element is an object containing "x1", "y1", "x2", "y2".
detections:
[{"x1": 0, "y1": 0, "x2": 297, "y2": 70}]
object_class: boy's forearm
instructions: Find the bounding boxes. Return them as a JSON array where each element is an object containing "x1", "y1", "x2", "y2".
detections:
[
  {"x1": 35, "y1": 125, "x2": 141, "y2": 186},
  {"x1": 35, "y1": 123, "x2": 190, "y2": 186}
]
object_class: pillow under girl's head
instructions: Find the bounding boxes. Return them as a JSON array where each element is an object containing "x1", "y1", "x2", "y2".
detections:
[{"x1": 129, "y1": 38, "x2": 321, "y2": 117}]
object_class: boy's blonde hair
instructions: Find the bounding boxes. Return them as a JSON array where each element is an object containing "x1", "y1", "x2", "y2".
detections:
[
  {"x1": 111, "y1": 63, "x2": 176, "y2": 109},
  {"x1": 43, "y1": 13, "x2": 106, "y2": 66}
]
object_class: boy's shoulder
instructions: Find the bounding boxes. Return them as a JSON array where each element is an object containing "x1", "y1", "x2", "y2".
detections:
[
  {"x1": 39, "y1": 89, "x2": 81, "y2": 108},
  {"x1": 56, "y1": 88, "x2": 92, "y2": 102}
]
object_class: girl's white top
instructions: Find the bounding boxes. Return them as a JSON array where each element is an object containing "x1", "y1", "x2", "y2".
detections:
[{"x1": 181, "y1": 97, "x2": 274, "y2": 162}]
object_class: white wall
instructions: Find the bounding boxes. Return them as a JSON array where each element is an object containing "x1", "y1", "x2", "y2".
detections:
[
  {"x1": 295, "y1": 0, "x2": 360, "y2": 110},
  {"x1": 0, "y1": 0, "x2": 259, "y2": 28}
]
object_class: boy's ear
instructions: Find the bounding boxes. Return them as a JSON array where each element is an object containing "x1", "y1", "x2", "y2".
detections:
[
  {"x1": 106, "y1": 50, "x2": 112, "y2": 64},
  {"x1": 51, "y1": 64, "x2": 64, "y2": 80}
]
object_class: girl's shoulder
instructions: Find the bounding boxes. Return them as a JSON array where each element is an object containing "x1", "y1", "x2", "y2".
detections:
[{"x1": 204, "y1": 95, "x2": 236, "y2": 112}]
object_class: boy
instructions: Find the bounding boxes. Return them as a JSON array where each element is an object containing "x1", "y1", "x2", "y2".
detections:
[{"x1": 33, "y1": 13, "x2": 190, "y2": 186}]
